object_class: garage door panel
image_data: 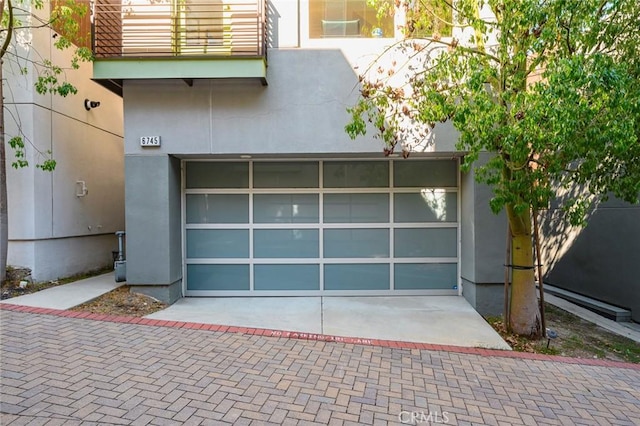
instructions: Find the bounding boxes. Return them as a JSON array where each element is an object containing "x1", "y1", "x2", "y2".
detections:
[
  {"x1": 254, "y1": 162, "x2": 319, "y2": 188},
  {"x1": 187, "y1": 264, "x2": 250, "y2": 291},
  {"x1": 253, "y1": 194, "x2": 319, "y2": 223},
  {"x1": 394, "y1": 192, "x2": 457, "y2": 223},
  {"x1": 394, "y1": 160, "x2": 457, "y2": 187},
  {"x1": 186, "y1": 162, "x2": 249, "y2": 188},
  {"x1": 254, "y1": 229, "x2": 320, "y2": 258},
  {"x1": 323, "y1": 161, "x2": 389, "y2": 188},
  {"x1": 324, "y1": 264, "x2": 390, "y2": 290},
  {"x1": 394, "y1": 228, "x2": 457, "y2": 258},
  {"x1": 394, "y1": 263, "x2": 458, "y2": 290},
  {"x1": 324, "y1": 229, "x2": 390, "y2": 258},
  {"x1": 254, "y1": 265, "x2": 320, "y2": 290},
  {"x1": 186, "y1": 229, "x2": 249, "y2": 258},
  {"x1": 324, "y1": 193, "x2": 389, "y2": 223},
  {"x1": 186, "y1": 194, "x2": 249, "y2": 224}
]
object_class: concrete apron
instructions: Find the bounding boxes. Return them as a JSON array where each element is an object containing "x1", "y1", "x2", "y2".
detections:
[{"x1": 146, "y1": 296, "x2": 511, "y2": 350}]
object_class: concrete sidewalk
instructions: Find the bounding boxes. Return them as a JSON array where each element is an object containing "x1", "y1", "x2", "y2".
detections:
[
  {"x1": 1, "y1": 273, "x2": 510, "y2": 350},
  {"x1": 0, "y1": 272, "x2": 123, "y2": 310},
  {"x1": 146, "y1": 295, "x2": 511, "y2": 349}
]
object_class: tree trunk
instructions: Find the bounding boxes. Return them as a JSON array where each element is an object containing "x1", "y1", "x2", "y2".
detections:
[
  {"x1": 506, "y1": 206, "x2": 541, "y2": 337},
  {"x1": 0, "y1": 61, "x2": 8, "y2": 282}
]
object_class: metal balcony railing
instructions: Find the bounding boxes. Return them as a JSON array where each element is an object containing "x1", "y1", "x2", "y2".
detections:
[{"x1": 92, "y1": 0, "x2": 266, "y2": 58}]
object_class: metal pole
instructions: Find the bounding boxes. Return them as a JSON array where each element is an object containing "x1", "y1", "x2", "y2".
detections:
[
  {"x1": 533, "y1": 209, "x2": 546, "y2": 337},
  {"x1": 504, "y1": 224, "x2": 511, "y2": 326}
]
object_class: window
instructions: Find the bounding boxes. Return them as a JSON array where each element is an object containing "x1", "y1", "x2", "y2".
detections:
[{"x1": 309, "y1": 0, "x2": 394, "y2": 39}]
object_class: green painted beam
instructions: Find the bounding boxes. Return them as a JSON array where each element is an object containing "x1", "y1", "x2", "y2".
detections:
[{"x1": 93, "y1": 58, "x2": 267, "y2": 80}]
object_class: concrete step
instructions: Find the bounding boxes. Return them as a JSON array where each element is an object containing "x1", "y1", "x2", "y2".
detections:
[{"x1": 543, "y1": 284, "x2": 632, "y2": 322}]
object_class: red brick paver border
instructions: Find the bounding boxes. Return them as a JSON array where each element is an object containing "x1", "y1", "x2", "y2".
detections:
[
  {"x1": 2, "y1": 305, "x2": 639, "y2": 425},
  {"x1": 1, "y1": 303, "x2": 638, "y2": 370}
]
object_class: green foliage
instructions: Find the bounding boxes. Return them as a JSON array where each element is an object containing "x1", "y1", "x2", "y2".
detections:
[
  {"x1": 347, "y1": 0, "x2": 640, "y2": 225},
  {"x1": 2, "y1": 0, "x2": 92, "y2": 172},
  {"x1": 7, "y1": 136, "x2": 56, "y2": 170},
  {"x1": 8, "y1": 136, "x2": 28, "y2": 169}
]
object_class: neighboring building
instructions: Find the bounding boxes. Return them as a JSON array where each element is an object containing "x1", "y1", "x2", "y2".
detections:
[
  {"x1": 4, "y1": 1, "x2": 124, "y2": 281},
  {"x1": 88, "y1": 0, "x2": 637, "y2": 323},
  {"x1": 541, "y1": 199, "x2": 640, "y2": 323}
]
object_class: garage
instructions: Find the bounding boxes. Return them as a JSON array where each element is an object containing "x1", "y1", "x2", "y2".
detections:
[{"x1": 183, "y1": 159, "x2": 459, "y2": 296}]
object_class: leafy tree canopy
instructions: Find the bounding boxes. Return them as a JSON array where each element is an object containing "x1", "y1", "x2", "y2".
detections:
[
  {"x1": 347, "y1": 0, "x2": 639, "y2": 336},
  {"x1": 348, "y1": 0, "x2": 640, "y2": 225}
]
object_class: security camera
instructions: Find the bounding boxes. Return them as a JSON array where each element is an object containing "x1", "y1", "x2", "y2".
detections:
[{"x1": 84, "y1": 99, "x2": 101, "y2": 110}]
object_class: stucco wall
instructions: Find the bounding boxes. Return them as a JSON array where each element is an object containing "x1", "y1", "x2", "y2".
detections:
[
  {"x1": 4, "y1": 2, "x2": 124, "y2": 280},
  {"x1": 124, "y1": 155, "x2": 182, "y2": 303},
  {"x1": 460, "y1": 154, "x2": 508, "y2": 316},
  {"x1": 123, "y1": 50, "x2": 457, "y2": 157}
]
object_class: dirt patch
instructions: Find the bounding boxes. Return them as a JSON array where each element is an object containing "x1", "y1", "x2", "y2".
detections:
[
  {"x1": 1, "y1": 267, "x2": 166, "y2": 317},
  {"x1": 487, "y1": 304, "x2": 640, "y2": 363},
  {"x1": 70, "y1": 285, "x2": 167, "y2": 317}
]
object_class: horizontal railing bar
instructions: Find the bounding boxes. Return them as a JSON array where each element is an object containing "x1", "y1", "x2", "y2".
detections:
[{"x1": 93, "y1": 0, "x2": 266, "y2": 59}]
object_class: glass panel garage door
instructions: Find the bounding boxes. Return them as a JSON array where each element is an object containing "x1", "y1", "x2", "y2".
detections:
[{"x1": 184, "y1": 160, "x2": 459, "y2": 295}]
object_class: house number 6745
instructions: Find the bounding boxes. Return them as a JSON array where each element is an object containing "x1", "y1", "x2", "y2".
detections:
[{"x1": 140, "y1": 136, "x2": 161, "y2": 146}]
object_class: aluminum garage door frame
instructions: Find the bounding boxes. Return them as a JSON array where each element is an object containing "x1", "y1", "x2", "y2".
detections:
[{"x1": 182, "y1": 158, "x2": 461, "y2": 297}]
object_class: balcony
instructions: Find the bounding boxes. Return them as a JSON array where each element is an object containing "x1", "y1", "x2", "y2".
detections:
[{"x1": 92, "y1": 0, "x2": 267, "y2": 95}]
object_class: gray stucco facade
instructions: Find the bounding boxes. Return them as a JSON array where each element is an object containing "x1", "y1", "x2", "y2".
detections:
[
  {"x1": 460, "y1": 154, "x2": 508, "y2": 317},
  {"x1": 125, "y1": 155, "x2": 182, "y2": 303},
  {"x1": 119, "y1": 47, "x2": 638, "y2": 320},
  {"x1": 120, "y1": 49, "x2": 474, "y2": 304}
]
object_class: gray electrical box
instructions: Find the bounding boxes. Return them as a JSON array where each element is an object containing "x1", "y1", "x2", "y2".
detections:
[
  {"x1": 114, "y1": 231, "x2": 126, "y2": 282},
  {"x1": 115, "y1": 261, "x2": 126, "y2": 282}
]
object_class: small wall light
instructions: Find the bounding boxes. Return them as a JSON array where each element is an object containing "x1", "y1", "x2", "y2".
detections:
[{"x1": 84, "y1": 99, "x2": 101, "y2": 111}]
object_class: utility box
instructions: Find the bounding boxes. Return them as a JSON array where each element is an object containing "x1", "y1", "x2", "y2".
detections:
[
  {"x1": 114, "y1": 231, "x2": 126, "y2": 282},
  {"x1": 115, "y1": 261, "x2": 126, "y2": 282}
]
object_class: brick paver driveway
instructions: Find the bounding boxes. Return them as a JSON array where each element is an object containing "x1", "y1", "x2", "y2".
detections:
[{"x1": 1, "y1": 309, "x2": 639, "y2": 425}]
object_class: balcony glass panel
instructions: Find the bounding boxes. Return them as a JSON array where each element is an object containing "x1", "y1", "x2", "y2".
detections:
[{"x1": 309, "y1": 0, "x2": 394, "y2": 38}]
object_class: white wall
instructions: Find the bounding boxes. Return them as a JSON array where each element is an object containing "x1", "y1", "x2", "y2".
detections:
[{"x1": 3, "y1": 1, "x2": 124, "y2": 280}]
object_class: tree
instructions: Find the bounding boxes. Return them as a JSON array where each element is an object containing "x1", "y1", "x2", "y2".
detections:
[
  {"x1": 1, "y1": 0, "x2": 91, "y2": 281},
  {"x1": 347, "y1": 0, "x2": 640, "y2": 336}
]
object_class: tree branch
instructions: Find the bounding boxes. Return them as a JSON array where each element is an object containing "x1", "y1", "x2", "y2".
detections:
[{"x1": 1, "y1": 0, "x2": 14, "y2": 60}]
